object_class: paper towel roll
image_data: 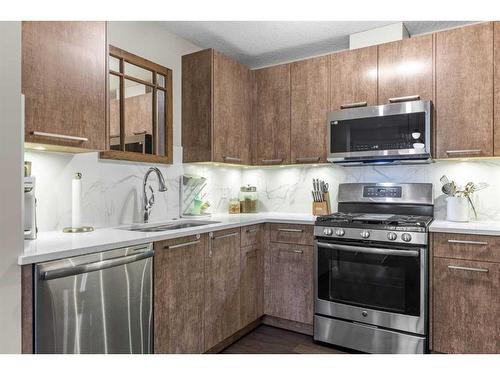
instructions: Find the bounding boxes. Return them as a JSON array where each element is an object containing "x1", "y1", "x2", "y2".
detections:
[{"x1": 72, "y1": 173, "x2": 82, "y2": 228}]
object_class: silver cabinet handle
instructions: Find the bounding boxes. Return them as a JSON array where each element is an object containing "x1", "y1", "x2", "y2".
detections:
[
  {"x1": 40, "y1": 250, "x2": 154, "y2": 280},
  {"x1": 164, "y1": 240, "x2": 200, "y2": 250},
  {"x1": 445, "y1": 149, "x2": 482, "y2": 155},
  {"x1": 388, "y1": 95, "x2": 420, "y2": 103},
  {"x1": 279, "y1": 249, "x2": 303, "y2": 254},
  {"x1": 31, "y1": 131, "x2": 88, "y2": 142},
  {"x1": 261, "y1": 158, "x2": 283, "y2": 164},
  {"x1": 210, "y1": 231, "x2": 239, "y2": 240},
  {"x1": 447, "y1": 265, "x2": 489, "y2": 273},
  {"x1": 296, "y1": 157, "x2": 320, "y2": 163},
  {"x1": 447, "y1": 239, "x2": 488, "y2": 246},
  {"x1": 277, "y1": 228, "x2": 303, "y2": 233},
  {"x1": 316, "y1": 241, "x2": 419, "y2": 257},
  {"x1": 223, "y1": 156, "x2": 242, "y2": 163},
  {"x1": 340, "y1": 101, "x2": 367, "y2": 109}
]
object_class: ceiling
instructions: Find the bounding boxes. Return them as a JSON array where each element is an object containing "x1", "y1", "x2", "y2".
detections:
[{"x1": 161, "y1": 21, "x2": 474, "y2": 68}]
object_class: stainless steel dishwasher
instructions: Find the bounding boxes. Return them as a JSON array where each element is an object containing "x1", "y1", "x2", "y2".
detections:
[{"x1": 34, "y1": 243, "x2": 154, "y2": 354}]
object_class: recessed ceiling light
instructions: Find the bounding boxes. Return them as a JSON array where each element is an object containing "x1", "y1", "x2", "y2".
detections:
[{"x1": 33, "y1": 146, "x2": 46, "y2": 151}]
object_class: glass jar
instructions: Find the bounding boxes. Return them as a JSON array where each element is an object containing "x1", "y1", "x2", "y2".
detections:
[
  {"x1": 239, "y1": 185, "x2": 258, "y2": 213},
  {"x1": 229, "y1": 198, "x2": 241, "y2": 214}
]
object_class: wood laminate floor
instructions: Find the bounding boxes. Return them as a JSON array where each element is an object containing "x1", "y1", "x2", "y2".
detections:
[{"x1": 221, "y1": 325, "x2": 346, "y2": 354}]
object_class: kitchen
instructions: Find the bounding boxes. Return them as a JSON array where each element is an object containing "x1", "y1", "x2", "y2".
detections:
[{"x1": 0, "y1": 2, "x2": 499, "y2": 373}]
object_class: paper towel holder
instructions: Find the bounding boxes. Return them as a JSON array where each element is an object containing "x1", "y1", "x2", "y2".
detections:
[{"x1": 63, "y1": 172, "x2": 95, "y2": 233}]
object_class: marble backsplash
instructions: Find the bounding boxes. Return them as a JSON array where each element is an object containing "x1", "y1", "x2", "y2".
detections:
[{"x1": 26, "y1": 147, "x2": 500, "y2": 231}]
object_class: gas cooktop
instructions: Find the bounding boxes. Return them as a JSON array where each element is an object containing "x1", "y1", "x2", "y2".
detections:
[{"x1": 316, "y1": 212, "x2": 433, "y2": 231}]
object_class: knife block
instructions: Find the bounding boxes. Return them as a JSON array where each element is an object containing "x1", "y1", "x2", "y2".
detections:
[{"x1": 312, "y1": 192, "x2": 331, "y2": 216}]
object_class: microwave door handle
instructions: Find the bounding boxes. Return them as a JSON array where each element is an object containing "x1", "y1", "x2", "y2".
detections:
[{"x1": 315, "y1": 241, "x2": 419, "y2": 257}]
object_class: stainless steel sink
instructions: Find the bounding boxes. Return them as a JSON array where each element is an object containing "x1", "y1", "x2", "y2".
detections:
[{"x1": 119, "y1": 220, "x2": 220, "y2": 232}]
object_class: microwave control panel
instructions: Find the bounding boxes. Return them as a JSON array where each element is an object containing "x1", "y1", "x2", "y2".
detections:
[{"x1": 363, "y1": 186, "x2": 402, "y2": 198}]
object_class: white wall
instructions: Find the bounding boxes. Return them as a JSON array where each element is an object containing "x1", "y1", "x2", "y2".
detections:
[{"x1": 0, "y1": 21, "x2": 23, "y2": 353}]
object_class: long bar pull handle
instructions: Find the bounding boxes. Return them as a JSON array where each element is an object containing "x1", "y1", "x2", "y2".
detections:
[
  {"x1": 445, "y1": 149, "x2": 482, "y2": 156},
  {"x1": 296, "y1": 157, "x2": 320, "y2": 163},
  {"x1": 261, "y1": 158, "x2": 284, "y2": 164},
  {"x1": 223, "y1": 156, "x2": 242, "y2": 163},
  {"x1": 211, "y1": 232, "x2": 239, "y2": 240},
  {"x1": 340, "y1": 101, "x2": 367, "y2": 109},
  {"x1": 164, "y1": 238, "x2": 201, "y2": 250},
  {"x1": 31, "y1": 131, "x2": 88, "y2": 142},
  {"x1": 388, "y1": 95, "x2": 420, "y2": 103},
  {"x1": 316, "y1": 241, "x2": 420, "y2": 257},
  {"x1": 40, "y1": 250, "x2": 154, "y2": 280},
  {"x1": 277, "y1": 228, "x2": 303, "y2": 233},
  {"x1": 447, "y1": 239, "x2": 488, "y2": 246},
  {"x1": 279, "y1": 249, "x2": 303, "y2": 254},
  {"x1": 447, "y1": 265, "x2": 489, "y2": 273}
]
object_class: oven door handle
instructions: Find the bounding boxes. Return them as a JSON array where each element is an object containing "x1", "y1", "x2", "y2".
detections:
[{"x1": 315, "y1": 241, "x2": 420, "y2": 257}]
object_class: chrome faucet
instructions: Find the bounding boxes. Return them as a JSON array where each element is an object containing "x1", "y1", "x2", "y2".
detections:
[{"x1": 143, "y1": 167, "x2": 168, "y2": 223}]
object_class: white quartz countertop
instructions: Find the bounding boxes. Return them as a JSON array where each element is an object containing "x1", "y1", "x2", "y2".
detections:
[
  {"x1": 429, "y1": 220, "x2": 500, "y2": 236},
  {"x1": 20, "y1": 213, "x2": 316, "y2": 265}
]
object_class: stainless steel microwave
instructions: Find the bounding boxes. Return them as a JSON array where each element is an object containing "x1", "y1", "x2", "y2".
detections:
[{"x1": 327, "y1": 100, "x2": 432, "y2": 165}]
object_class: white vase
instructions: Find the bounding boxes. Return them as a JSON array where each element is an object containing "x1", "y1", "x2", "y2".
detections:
[{"x1": 446, "y1": 196, "x2": 469, "y2": 222}]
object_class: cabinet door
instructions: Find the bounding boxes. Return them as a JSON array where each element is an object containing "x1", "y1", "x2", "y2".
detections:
[
  {"x1": 435, "y1": 22, "x2": 494, "y2": 158},
  {"x1": 22, "y1": 21, "x2": 106, "y2": 150},
  {"x1": 378, "y1": 34, "x2": 434, "y2": 105},
  {"x1": 433, "y1": 257, "x2": 499, "y2": 353},
  {"x1": 330, "y1": 46, "x2": 378, "y2": 111},
  {"x1": 290, "y1": 56, "x2": 329, "y2": 164},
  {"x1": 268, "y1": 243, "x2": 313, "y2": 324},
  {"x1": 240, "y1": 245, "x2": 264, "y2": 328},
  {"x1": 253, "y1": 64, "x2": 291, "y2": 165},
  {"x1": 494, "y1": 22, "x2": 500, "y2": 156},
  {"x1": 213, "y1": 51, "x2": 252, "y2": 164},
  {"x1": 154, "y1": 235, "x2": 205, "y2": 353},
  {"x1": 204, "y1": 229, "x2": 241, "y2": 351}
]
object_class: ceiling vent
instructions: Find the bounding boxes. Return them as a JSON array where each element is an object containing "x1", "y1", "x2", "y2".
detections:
[{"x1": 349, "y1": 22, "x2": 409, "y2": 50}]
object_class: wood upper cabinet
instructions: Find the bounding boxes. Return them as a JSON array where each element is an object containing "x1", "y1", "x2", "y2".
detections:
[
  {"x1": 253, "y1": 64, "x2": 291, "y2": 165},
  {"x1": 182, "y1": 49, "x2": 251, "y2": 164},
  {"x1": 290, "y1": 56, "x2": 329, "y2": 164},
  {"x1": 330, "y1": 46, "x2": 378, "y2": 111},
  {"x1": 22, "y1": 21, "x2": 106, "y2": 151},
  {"x1": 240, "y1": 244, "x2": 264, "y2": 328},
  {"x1": 435, "y1": 22, "x2": 494, "y2": 158},
  {"x1": 494, "y1": 22, "x2": 500, "y2": 156},
  {"x1": 267, "y1": 243, "x2": 314, "y2": 324},
  {"x1": 204, "y1": 229, "x2": 241, "y2": 351},
  {"x1": 154, "y1": 235, "x2": 205, "y2": 354},
  {"x1": 433, "y1": 257, "x2": 499, "y2": 353},
  {"x1": 378, "y1": 34, "x2": 434, "y2": 104}
]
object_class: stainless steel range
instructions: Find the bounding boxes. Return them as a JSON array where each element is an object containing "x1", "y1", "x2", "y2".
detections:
[{"x1": 313, "y1": 183, "x2": 433, "y2": 354}]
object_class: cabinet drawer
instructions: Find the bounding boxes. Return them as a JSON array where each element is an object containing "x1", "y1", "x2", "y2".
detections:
[
  {"x1": 433, "y1": 232, "x2": 500, "y2": 263},
  {"x1": 269, "y1": 224, "x2": 313, "y2": 245},
  {"x1": 241, "y1": 225, "x2": 262, "y2": 247}
]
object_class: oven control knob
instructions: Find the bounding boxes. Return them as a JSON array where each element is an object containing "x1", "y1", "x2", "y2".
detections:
[
  {"x1": 323, "y1": 228, "x2": 333, "y2": 236},
  {"x1": 335, "y1": 228, "x2": 345, "y2": 237},
  {"x1": 401, "y1": 233, "x2": 412, "y2": 242},
  {"x1": 360, "y1": 230, "x2": 370, "y2": 239},
  {"x1": 387, "y1": 232, "x2": 397, "y2": 241}
]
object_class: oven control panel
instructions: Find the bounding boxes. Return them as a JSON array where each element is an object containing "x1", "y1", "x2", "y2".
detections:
[{"x1": 363, "y1": 186, "x2": 402, "y2": 198}]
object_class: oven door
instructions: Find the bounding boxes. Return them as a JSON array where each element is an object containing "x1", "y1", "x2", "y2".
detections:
[
  {"x1": 327, "y1": 100, "x2": 432, "y2": 164},
  {"x1": 314, "y1": 239, "x2": 427, "y2": 335}
]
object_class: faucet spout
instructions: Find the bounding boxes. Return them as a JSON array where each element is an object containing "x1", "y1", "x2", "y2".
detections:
[{"x1": 143, "y1": 167, "x2": 167, "y2": 223}]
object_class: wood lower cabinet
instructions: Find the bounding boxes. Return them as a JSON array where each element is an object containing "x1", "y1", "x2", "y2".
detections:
[
  {"x1": 204, "y1": 229, "x2": 241, "y2": 351},
  {"x1": 22, "y1": 21, "x2": 106, "y2": 151},
  {"x1": 330, "y1": 46, "x2": 378, "y2": 111},
  {"x1": 182, "y1": 49, "x2": 251, "y2": 164},
  {"x1": 267, "y1": 243, "x2": 314, "y2": 324},
  {"x1": 377, "y1": 34, "x2": 434, "y2": 105},
  {"x1": 433, "y1": 257, "x2": 499, "y2": 353},
  {"x1": 435, "y1": 22, "x2": 494, "y2": 159},
  {"x1": 290, "y1": 56, "x2": 329, "y2": 164},
  {"x1": 494, "y1": 22, "x2": 500, "y2": 156},
  {"x1": 154, "y1": 235, "x2": 205, "y2": 353},
  {"x1": 253, "y1": 64, "x2": 291, "y2": 165},
  {"x1": 240, "y1": 244, "x2": 264, "y2": 328}
]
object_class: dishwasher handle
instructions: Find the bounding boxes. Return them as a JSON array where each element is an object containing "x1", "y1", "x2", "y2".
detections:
[{"x1": 40, "y1": 249, "x2": 155, "y2": 281}]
